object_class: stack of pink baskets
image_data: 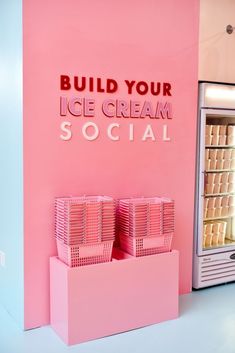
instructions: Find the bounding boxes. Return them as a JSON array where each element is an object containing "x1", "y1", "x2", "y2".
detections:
[
  {"x1": 162, "y1": 197, "x2": 175, "y2": 234},
  {"x1": 118, "y1": 197, "x2": 174, "y2": 257},
  {"x1": 55, "y1": 196, "x2": 115, "y2": 267}
]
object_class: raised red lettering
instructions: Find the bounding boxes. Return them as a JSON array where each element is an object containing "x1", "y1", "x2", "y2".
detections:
[
  {"x1": 163, "y1": 83, "x2": 172, "y2": 96},
  {"x1": 125, "y1": 80, "x2": 135, "y2": 94},
  {"x1": 89, "y1": 77, "x2": 94, "y2": 92},
  {"x1": 150, "y1": 82, "x2": 161, "y2": 96},
  {"x1": 107, "y1": 79, "x2": 118, "y2": 93},
  {"x1": 97, "y1": 78, "x2": 105, "y2": 93},
  {"x1": 74, "y1": 76, "x2": 86, "y2": 91},
  {"x1": 60, "y1": 75, "x2": 71, "y2": 90},
  {"x1": 136, "y1": 81, "x2": 148, "y2": 95}
]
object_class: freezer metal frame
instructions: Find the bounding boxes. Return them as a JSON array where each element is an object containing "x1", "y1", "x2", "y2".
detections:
[{"x1": 193, "y1": 82, "x2": 235, "y2": 289}]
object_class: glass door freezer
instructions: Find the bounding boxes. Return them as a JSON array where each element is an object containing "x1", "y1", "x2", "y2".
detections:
[{"x1": 193, "y1": 83, "x2": 235, "y2": 289}]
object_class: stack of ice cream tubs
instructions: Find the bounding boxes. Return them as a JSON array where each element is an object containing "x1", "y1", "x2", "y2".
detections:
[{"x1": 203, "y1": 221, "x2": 227, "y2": 248}]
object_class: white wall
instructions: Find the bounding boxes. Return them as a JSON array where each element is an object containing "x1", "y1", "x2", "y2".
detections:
[
  {"x1": 199, "y1": 0, "x2": 235, "y2": 83},
  {"x1": 0, "y1": 0, "x2": 24, "y2": 328}
]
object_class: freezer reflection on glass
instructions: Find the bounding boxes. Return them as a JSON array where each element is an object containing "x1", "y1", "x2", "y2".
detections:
[{"x1": 203, "y1": 122, "x2": 235, "y2": 250}]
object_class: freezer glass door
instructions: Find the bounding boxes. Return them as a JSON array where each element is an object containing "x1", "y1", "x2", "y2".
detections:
[{"x1": 197, "y1": 109, "x2": 235, "y2": 255}]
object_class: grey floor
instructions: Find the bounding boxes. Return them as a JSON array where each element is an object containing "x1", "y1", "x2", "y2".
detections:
[{"x1": 1, "y1": 283, "x2": 235, "y2": 353}]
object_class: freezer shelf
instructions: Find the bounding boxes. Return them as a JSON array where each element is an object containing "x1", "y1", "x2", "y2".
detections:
[
  {"x1": 205, "y1": 145, "x2": 235, "y2": 148},
  {"x1": 203, "y1": 238, "x2": 235, "y2": 251},
  {"x1": 204, "y1": 215, "x2": 235, "y2": 221},
  {"x1": 204, "y1": 193, "x2": 235, "y2": 197},
  {"x1": 205, "y1": 169, "x2": 235, "y2": 173}
]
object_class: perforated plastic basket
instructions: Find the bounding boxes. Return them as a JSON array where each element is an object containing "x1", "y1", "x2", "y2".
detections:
[
  {"x1": 119, "y1": 233, "x2": 173, "y2": 257},
  {"x1": 55, "y1": 196, "x2": 115, "y2": 245},
  {"x1": 118, "y1": 197, "x2": 174, "y2": 238},
  {"x1": 56, "y1": 239, "x2": 114, "y2": 267}
]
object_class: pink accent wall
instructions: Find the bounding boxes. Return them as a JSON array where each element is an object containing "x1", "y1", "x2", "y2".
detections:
[{"x1": 23, "y1": 0, "x2": 199, "y2": 329}]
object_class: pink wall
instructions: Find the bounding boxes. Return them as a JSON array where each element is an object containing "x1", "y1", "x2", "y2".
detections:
[{"x1": 23, "y1": 0, "x2": 199, "y2": 329}]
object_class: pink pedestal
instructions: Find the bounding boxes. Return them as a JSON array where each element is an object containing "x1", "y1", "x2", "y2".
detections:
[{"x1": 50, "y1": 249, "x2": 179, "y2": 345}]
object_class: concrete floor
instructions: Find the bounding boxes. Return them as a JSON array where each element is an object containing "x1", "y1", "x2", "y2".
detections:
[{"x1": 1, "y1": 282, "x2": 235, "y2": 353}]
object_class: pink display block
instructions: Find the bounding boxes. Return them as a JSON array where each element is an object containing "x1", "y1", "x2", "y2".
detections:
[{"x1": 50, "y1": 250, "x2": 179, "y2": 345}]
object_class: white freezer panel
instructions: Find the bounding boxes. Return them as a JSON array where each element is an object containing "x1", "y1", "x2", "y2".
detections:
[
  {"x1": 200, "y1": 83, "x2": 235, "y2": 109},
  {"x1": 193, "y1": 251, "x2": 235, "y2": 289}
]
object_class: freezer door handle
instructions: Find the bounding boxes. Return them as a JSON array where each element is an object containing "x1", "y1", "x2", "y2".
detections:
[{"x1": 230, "y1": 253, "x2": 235, "y2": 260}]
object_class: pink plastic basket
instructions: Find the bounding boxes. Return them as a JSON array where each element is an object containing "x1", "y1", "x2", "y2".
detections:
[
  {"x1": 56, "y1": 239, "x2": 114, "y2": 267},
  {"x1": 55, "y1": 196, "x2": 115, "y2": 246},
  {"x1": 118, "y1": 197, "x2": 174, "y2": 238},
  {"x1": 119, "y1": 233, "x2": 173, "y2": 257}
]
